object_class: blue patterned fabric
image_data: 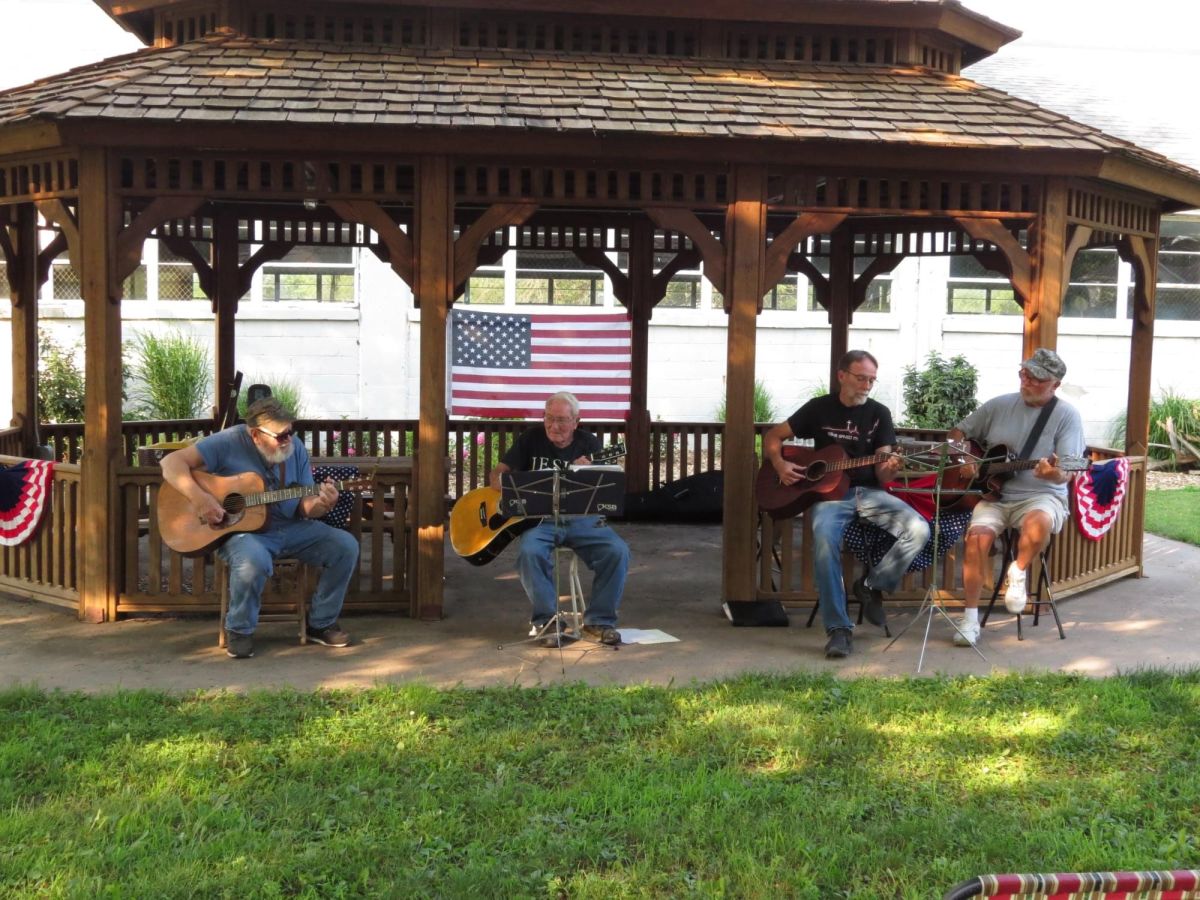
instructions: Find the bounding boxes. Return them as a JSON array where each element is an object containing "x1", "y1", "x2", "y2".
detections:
[
  {"x1": 311, "y1": 464, "x2": 360, "y2": 530},
  {"x1": 844, "y1": 510, "x2": 972, "y2": 573}
]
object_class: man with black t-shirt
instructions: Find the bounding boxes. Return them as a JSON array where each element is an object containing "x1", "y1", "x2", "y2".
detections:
[
  {"x1": 762, "y1": 350, "x2": 929, "y2": 659},
  {"x1": 489, "y1": 391, "x2": 630, "y2": 647}
]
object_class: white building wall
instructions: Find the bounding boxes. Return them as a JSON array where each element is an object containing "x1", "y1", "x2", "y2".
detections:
[{"x1": 5, "y1": 261, "x2": 1200, "y2": 445}]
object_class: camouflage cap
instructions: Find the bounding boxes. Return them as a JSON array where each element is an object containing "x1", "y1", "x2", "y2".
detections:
[{"x1": 1021, "y1": 348, "x2": 1066, "y2": 381}]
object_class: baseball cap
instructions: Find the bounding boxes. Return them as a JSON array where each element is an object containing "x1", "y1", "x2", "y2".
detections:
[{"x1": 1021, "y1": 348, "x2": 1066, "y2": 381}]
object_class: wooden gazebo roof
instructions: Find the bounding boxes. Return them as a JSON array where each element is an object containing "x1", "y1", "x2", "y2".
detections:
[{"x1": 2, "y1": 32, "x2": 1198, "y2": 207}]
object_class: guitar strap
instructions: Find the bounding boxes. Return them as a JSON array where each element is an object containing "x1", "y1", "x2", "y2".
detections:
[{"x1": 1018, "y1": 396, "x2": 1058, "y2": 461}]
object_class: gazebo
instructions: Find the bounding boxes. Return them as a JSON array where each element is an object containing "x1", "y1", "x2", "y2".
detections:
[{"x1": 2, "y1": 0, "x2": 1197, "y2": 622}]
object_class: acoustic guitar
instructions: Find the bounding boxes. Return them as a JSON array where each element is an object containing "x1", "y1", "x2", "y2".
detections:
[
  {"x1": 450, "y1": 443, "x2": 626, "y2": 567},
  {"x1": 755, "y1": 444, "x2": 906, "y2": 519},
  {"x1": 937, "y1": 442, "x2": 1091, "y2": 512},
  {"x1": 158, "y1": 470, "x2": 372, "y2": 555}
]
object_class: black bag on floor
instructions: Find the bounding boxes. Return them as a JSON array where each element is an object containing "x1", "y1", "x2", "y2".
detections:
[{"x1": 620, "y1": 471, "x2": 723, "y2": 523}]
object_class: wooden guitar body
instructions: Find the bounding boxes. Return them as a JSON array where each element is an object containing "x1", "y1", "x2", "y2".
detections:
[
  {"x1": 755, "y1": 445, "x2": 850, "y2": 519},
  {"x1": 158, "y1": 470, "x2": 268, "y2": 555},
  {"x1": 449, "y1": 486, "x2": 537, "y2": 566}
]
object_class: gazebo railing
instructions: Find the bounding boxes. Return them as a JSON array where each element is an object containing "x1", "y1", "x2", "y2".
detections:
[
  {"x1": 0, "y1": 426, "x2": 23, "y2": 457},
  {"x1": 33, "y1": 417, "x2": 769, "y2": 495}
]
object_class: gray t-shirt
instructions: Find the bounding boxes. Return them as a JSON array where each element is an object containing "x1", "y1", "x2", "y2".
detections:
[{"x1": 954, "y1": 393, "x2": 1085, "y2": 503}]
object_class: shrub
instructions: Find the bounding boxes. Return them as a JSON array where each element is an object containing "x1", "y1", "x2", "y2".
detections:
[
  {"x1": 37, "y1": 331, "x2": 86, "y2": 423},
  {"x1": 1109, "y1": 389, "x2": 1200, "y2": 461},
  {"x1": 901, "y1": 352, "x2": 978, "y2": 429},
  {"x1": 715, "y1": 379, "x2": 776, "y2": 423},
  {"x1": 127, "y1": 329, "x2": 212, "y2": 420},
  {"x1": 236, "y1": 376, "x2": 306, "y2": 420}
]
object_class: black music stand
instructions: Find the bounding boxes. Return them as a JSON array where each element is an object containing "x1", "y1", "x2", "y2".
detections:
[
  {"x1": 496, "y1": 466, "x2": 625, "y2": 662},
  {"x1": 884, "y1": 440, "x2": 991, "y2": 672}
]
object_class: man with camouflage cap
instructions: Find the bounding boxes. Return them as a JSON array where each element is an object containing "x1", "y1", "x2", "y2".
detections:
[{"x1": 946, "y1": 348, "x2": 1086, "y2": 647}]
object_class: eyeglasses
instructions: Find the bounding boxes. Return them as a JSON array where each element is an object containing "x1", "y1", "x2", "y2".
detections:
[
  {"x1": 1018, "y1": 369, "x2": 1051, "y2": 385},
  {"x1": 256, "y1": 425, "x2": 294, "y2": 443},
  {"x1": 841, "y1": 370, "x2": 877, "y2": 386},
  {"x1": 544, "y1": 415, "x2": 576, "y2": 427}
]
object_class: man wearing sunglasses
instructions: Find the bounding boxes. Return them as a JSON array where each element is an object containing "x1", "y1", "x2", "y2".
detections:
[
  {"x1": 763, "y1": 350, "x2": 929, "y2": 659},
  {"x1": 161, "y1": 397, "x2": 358, "y2": 659},
  {"x1": 946, "y1": 348, "x2": 1085, "y2": 648},
  {"x1": 488, "y1": 391, "x2": 629, "y2": 648}
]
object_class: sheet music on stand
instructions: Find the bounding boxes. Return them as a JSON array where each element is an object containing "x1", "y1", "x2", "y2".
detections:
[
  {"x1": 499, "y1": 466, "x2": 625, "y2": 519},
  {"x1": 884, "y1": 440, "x2": 989, "y2": 672}
]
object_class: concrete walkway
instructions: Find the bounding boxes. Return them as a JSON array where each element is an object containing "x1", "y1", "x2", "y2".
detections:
[{"x1": 1, "y1": 524, "x2": 1196, "y2": 693}]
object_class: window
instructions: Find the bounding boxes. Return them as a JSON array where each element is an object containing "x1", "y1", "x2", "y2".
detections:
[
  {"x1": 0, "y1": 262, "x2": 8, "y2": 298},
  {"x1": 947, "y1": 254, "x2": 1019, "y2": 314},
  {"x1": 514, "y1": 249, "x2": 602, "y2": 306},
  {"x1": 261, "y1": 245, "x2": 356, "y2": 302},
  {"x1": 1062, "y1": 248, "x2": 1118, "y2": 318},
  {"x1": 802, "y1": 257, "x2": 892, "y2": 312},
  {"x1": 158, "y1": 242, "x2": 206, "y2": 300},
  {"x1": 1151, "y1": 218, "x2": 1200, "y2": 320}
]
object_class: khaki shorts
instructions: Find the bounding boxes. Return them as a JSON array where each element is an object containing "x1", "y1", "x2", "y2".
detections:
[{"x1": 968, "y1": 494, "x2": 1068, "y2": 536}]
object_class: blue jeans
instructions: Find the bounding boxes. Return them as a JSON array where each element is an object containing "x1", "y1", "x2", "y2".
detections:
[
  {"x1": 217, "y1": 519, "x2": 360, "y2": 634},
  {"x1": 516, "y1": 516, "x2": 630, "y2": 627},
  {"x1": 810, "y1": 487, "x2": 930, "y2": 634}
]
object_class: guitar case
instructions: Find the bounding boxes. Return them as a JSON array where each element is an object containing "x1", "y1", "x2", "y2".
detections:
[{"x1": 619, "y1": 471, "x2": 724, "y2": 523}]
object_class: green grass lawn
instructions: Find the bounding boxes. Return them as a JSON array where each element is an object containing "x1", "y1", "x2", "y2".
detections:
[
  {"x1": 1145, "y1": 487, "x2": 1200, "y2": 545},
  {"x1": 4, "y1": 673, "x2": 1200, "y2": 898}
]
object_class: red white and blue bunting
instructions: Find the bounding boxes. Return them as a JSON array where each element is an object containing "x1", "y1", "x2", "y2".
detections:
[
  {"x1": 0, "y1": 460, "x2": 55, "y2": 547},
  {"x1": 1071, "y1": 457, "x2": 1128, "y2": 542}
]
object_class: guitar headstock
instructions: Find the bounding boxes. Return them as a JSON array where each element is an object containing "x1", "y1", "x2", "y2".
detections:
[
  {"x1": 592, "y1": 442, "x2": 627, "y2": 464},
  {"x1": 1059, "y1": 456, "x2": 1092, "y2": 473},
  {"x1": 336, "y1": 477, "x2": 375, "y2": 492}
]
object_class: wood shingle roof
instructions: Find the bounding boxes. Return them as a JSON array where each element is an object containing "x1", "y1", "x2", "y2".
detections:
[{"x1": 1, "y1": 31, "x2": 1194, "y2": 182}]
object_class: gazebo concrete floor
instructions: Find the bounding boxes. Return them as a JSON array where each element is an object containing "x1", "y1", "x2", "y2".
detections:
[{"x1": 0, "y1": 524, "x2": 1194, "y2": 693}]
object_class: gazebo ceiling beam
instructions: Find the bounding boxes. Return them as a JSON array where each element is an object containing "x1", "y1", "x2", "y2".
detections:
[
  {"x1": 452, "y1": 201, "x2": 538, "y2": 297},
  {"x1": 326, "y1": 199, "x2": 414, "y2": 287},
  {"x1": 953, "y1": 215, "x2": 1032, "y2": 306},
  {"x1": 644, "y1": 206, "x2": 726, "y2": 299},
  {"x1": 115, "y1": 196, "x2": 205, "y2": 293}
]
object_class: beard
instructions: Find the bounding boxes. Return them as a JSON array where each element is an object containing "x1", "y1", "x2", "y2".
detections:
[{"x1": 256, "y1": 442, "x2": 292, "y2": 466}]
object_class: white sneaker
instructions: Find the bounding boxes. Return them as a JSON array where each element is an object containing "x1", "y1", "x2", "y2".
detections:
[
  {"x1": 1004, "y1": 562, "x2": 1028, "y2": 614},
  {"x1": 953, "y1": 618, "x2": 980, "y2": 647}
]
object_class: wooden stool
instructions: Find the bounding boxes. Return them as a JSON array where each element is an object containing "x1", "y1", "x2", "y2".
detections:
[
  {"x1": 215, "y1": 555, "x2": 316, "y2": 647},
  {"x1": 981, "y1": 530, "x2": 1065, "y2": 640}
]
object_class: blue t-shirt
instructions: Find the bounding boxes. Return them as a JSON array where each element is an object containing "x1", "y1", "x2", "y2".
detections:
[{"x1": 196, "y1": 425, "x2": 313, "y2": 523}]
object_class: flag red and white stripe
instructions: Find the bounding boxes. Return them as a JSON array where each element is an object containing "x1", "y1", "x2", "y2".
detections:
[{"x1": 450, "y1": 309, "x2": 631, "y2": 419}]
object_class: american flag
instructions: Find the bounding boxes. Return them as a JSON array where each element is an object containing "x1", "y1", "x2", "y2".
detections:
[{"x1": 449, "y1": 309, "x2": 632, "y2": 419}]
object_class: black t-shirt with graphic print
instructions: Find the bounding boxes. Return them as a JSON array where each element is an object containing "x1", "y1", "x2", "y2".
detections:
[
  {"x1": 785, "y1": 395, "x2": 897, "y2": 488},
  {"x1": 501, "y1": 425, "x2": 602, "y2": 473}
]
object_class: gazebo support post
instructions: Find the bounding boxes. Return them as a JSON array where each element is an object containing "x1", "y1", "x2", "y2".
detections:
[
  {"x1": 212, "y1": 210, "x2": 241, "y2": 425},
  {"x1": 78, "y1": 149, "x2": 123, "y2": 623},
  {"x1": 7, "y1": 204, "x2": 40, "y2": 455},
  {"x1": 414, "y1": 155, "x2": 454, "y2": 619},
  {"x1": 827, "y1": 224, "x2": 854, "y2": 390},
  {"x1": 1120, "y1": 232, "x2": 1159, "y2": 457},
  {"x1": 624, "y1": 217, "x2": 655, "y2": 494},
  {"x1": 1024, "y1": 177, "x2": 1069, "y2": 355},
  {"x1": 722, "y1": 164, "x2": 767, "y2": 603}
]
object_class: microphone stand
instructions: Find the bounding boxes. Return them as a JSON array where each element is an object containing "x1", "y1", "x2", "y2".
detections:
[{"x1": 884, "y1": 440, "x2": 989, "y2": 672}]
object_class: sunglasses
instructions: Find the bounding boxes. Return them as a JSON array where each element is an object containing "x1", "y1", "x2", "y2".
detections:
[{"x1": 256, "y1": 425, "x2": 295, "y2": 443}]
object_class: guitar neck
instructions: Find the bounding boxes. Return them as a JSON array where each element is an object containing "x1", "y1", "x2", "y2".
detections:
[
  {"x1": 827, "y1": 451, "x2": 892, "y2": 473},
  {"x1": 987, "y1": 458, "x2": 1040, "y2": 476},
  {"x1": 245, "y1": 479, "x2": 352, "y2": 509}
]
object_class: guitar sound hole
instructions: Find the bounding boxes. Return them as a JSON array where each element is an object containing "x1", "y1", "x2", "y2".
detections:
[
  {"x1": 219, "y1": 494, "x2": 246, "y2": 528},
  {"x1": 805, "y1": 461, "x2": 826, "y2": 482}
]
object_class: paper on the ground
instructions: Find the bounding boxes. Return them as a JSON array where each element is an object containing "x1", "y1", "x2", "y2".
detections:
[{"x1": 617, "y1": 628, "x2": 679, "y2": 644}]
